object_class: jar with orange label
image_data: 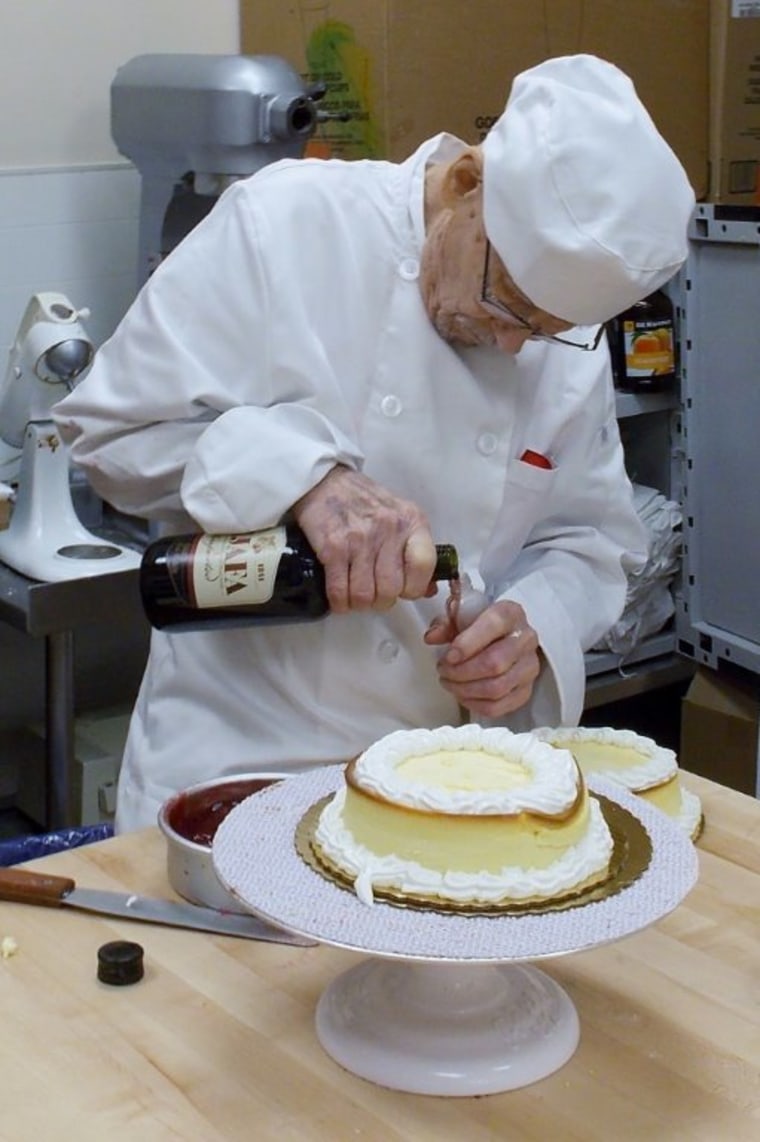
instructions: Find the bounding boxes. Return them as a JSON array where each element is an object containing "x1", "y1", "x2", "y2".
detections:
[{"x1": 606, "y1": 290, "x2": 676, "y2": 394}]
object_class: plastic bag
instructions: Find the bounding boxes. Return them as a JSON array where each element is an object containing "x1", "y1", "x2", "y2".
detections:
[
  {"x1": 0, "y1": 823, "x2": 113, "y2": 867},
  {"x1": 593, "y1": 484, "x2": 682, "y2": 655}
]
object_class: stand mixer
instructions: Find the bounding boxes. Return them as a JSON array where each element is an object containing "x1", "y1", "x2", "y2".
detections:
[
  {"x1": 111, "y1": 53, "x2": 327, "y2": 286},
  {"x1": 0, "y1": 293, "x2": 140, "y2": 582},
  {"x1": 0, "y1": 59, "x2": 328, "y2": 582}
]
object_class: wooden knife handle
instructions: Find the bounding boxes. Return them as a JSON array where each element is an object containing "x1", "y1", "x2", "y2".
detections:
[{"x1": 0, "y1": 867, "x2": 75, "y2": 906}]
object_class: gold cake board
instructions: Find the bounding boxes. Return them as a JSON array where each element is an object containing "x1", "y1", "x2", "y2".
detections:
[{"x1": 297, "y1": 793, "x2": 652, "y2": 917}]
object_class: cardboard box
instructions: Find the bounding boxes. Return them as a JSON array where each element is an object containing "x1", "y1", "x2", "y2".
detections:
[
  {"x1": 709, "y1": 0, "x2": 760, "y2": 203},
  {"x1": 240, "y1": 1, "x2": 709, "y2": 197},
  {"x1": 680, "y1": 666, "x2": 759, "y2": 795}
]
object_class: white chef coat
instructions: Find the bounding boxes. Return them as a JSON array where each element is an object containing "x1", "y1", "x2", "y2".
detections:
[{"x1": 54, "y1": 134, "x2": 648, "y2": 832}]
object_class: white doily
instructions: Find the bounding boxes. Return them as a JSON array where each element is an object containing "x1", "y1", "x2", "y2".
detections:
[{"x1": 213, "y1": 766, "x2": 698, "y2": 964}]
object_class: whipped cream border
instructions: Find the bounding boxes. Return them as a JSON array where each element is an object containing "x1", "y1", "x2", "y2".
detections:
[
  {"x1": 315, "y1": 789, "x2": 614, "y2": 907},
  {"x1": 678, "y1": 787, "x2": 703, "y2": 839},
  {"x1": 532, "y1": 725, "x2": 677, "y2": 792},
  {"x1": 352, "y1": 724, "x2": 580, "y2": 815}
]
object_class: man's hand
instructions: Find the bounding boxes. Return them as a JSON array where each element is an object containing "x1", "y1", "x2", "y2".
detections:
[
  {"x1": 293, "y1": 466, "x2": 438, "y2": 613},
  {"x1": 424, "y1": 599, "x2": 541, "y2": 717}
]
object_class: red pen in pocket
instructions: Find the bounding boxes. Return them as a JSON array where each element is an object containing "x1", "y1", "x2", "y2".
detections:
[{"x1": 520, "y1": 449, "x2": 554, "y2": 470}]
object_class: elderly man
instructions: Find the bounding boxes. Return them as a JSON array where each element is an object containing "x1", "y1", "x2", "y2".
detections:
[{"x1": 55, "y1": 54, "x2": 694, "y2": 831}]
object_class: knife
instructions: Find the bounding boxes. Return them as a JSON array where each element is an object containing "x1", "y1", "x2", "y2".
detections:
[{"x1": 0, "y1": 867, "x2": 315, "y2": 946}]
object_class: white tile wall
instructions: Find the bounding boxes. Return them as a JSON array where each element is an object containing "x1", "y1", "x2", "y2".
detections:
[{"x1": 0, "y1": 164, "x2": 141, "y2": 358}]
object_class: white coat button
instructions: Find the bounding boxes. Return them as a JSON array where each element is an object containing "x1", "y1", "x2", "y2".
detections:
[
  {"x1": 381, "y1": 394, "x2": 403, "y2": 418},
  {"x1": 398, "y1": 257, "x2": 419, "y2": 281},
  {"x1": 477, "y1": 432, "x2": 498, "y2": 455},
  {"x1": 378, "y1": 639, "x2": 400, "y2": 663}
]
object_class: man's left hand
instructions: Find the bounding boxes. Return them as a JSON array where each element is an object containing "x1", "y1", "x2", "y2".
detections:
[{"x1": 424, "y1": 600, "x2": 541, "y2": 718}]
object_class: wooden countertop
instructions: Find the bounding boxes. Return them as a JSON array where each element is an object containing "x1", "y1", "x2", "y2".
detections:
[{"x1": 1, "y1": 772, "x2": 758, "y2": 1141}]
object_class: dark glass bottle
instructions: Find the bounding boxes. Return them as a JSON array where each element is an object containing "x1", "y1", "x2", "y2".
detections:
[
  {"x1": 606, "y1": 289, "x2": 676, "y2": 393},
  {"x1": 140, "y1": 523, "x2": 459, "y2": 632}
]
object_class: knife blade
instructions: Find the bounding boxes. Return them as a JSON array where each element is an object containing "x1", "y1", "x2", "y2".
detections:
[{"x1": 0, "y1": 867, "x2": 315, "y2": 946}]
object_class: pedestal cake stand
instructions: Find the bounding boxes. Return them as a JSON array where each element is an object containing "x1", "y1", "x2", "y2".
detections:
[{"x1": 213, "y1": 766, "x2": 699, "y2": 1097}]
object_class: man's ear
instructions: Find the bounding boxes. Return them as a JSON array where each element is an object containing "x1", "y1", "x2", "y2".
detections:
[{"x1": 445, "y1": 148, "x2": 483, "y2": 201}]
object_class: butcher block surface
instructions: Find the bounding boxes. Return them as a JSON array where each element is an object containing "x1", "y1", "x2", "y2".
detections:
[{"x1": 0, "y1": 771, "x2": 758, "y2": 1141}]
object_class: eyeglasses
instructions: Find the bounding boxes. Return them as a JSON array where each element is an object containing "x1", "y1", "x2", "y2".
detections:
[{"x1": 480, "y1": 241, "x2": 605, "y2": 352}]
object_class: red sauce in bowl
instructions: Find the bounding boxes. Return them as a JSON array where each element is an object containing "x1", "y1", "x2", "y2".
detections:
[{"x1": 166, "y1": 777, "x2": 282, "y2": 847}]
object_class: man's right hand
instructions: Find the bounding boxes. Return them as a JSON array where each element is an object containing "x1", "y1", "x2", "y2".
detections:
[{"x1": 292, "y1": 466, "x2": 438, "y2": 613}]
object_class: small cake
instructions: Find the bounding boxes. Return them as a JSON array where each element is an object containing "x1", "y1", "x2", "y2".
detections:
[
  {"x1": 312, "y1": 724, "x2": 614, "y2": 908},
  {"x1": 532, "y1": 726, "x2": 702, "y2": 841}
]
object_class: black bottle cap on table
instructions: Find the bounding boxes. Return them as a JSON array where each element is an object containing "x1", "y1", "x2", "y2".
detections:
[{"x1": 97, "y1": 940, "x2": 145, "y2": 986}]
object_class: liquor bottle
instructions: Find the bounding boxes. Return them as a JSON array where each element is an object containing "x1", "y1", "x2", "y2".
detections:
[
  {"x1": 140, "y1": 523, "x2": 459, "y2": 632},
  {"x1": 606, "y1": 289, "x2": 676, "y2": 394}
]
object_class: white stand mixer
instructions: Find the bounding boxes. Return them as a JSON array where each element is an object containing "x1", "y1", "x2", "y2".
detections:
[{"x1": 0, "y1": 292, "x2": 140, "y2": 582}]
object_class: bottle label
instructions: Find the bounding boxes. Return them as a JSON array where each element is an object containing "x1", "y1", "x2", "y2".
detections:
[
  {"x1": 623, "y1": 318, "x2": 675, "y2": 380},
  {"x1": 190, "y1": 529, "x2": 285, "y2": 608}
]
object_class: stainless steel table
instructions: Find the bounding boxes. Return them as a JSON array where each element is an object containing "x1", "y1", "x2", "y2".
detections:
[{"x1": 0, "y1": 557, "x2": 144, "y2": 829}]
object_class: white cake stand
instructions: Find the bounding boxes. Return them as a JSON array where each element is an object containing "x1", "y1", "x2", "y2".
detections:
[{"x1": 213, "y1": 766, "x2": 699, "y2": 1097}]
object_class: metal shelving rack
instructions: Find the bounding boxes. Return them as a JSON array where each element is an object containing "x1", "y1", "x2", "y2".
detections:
[{"x1": 675, "y1": 203, "x2": 760, "y2": 676}]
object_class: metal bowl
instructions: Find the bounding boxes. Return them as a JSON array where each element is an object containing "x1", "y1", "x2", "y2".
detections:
[{"x1": 158, "y1": 772, "x2": 290, "y2": 912}]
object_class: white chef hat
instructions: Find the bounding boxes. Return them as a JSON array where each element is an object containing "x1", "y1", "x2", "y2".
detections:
[{"x1": 482, "y1": 54, "x2": 695, "y2": 326}]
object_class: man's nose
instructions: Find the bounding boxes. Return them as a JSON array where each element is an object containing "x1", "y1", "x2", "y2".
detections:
[{"x1": 493, "y1": 324, "x2": 533, "y2": 355}]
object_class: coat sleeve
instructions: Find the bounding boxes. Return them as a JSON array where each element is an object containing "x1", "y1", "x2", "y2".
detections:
[
  {"x1": 53, "y1": 178, "x2": 365, "y2": 531},
  {"x1": 492, "y1": 357, "x2": 649, "y2": 729}
]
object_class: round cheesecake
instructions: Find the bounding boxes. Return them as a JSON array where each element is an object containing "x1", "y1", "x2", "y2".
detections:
[
  {"x1": 313, "y1": 724, "x2": 614, "y2": 908},
  {"x1": 533, "y1": 725, "x2": 702, "y2": 840}
]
